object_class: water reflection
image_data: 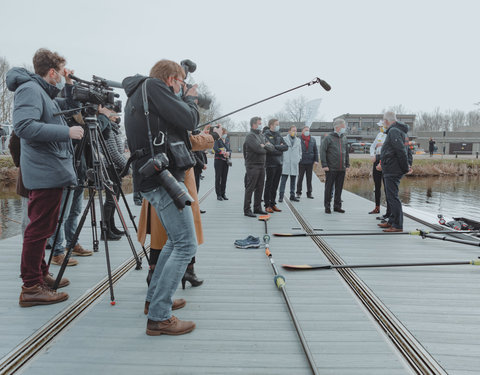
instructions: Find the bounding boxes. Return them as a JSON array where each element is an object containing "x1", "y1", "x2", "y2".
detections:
[
  {"x1": 0, "y1": 184, "x2": 23, "y2": 239},
  {"x1": 343, "y1": 176, "x2": 480, "y2": 221}
]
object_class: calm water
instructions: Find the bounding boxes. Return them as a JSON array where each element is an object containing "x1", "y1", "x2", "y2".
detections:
[{"x1": 343, "y1": 175, "x2": 480, "y2": 221}]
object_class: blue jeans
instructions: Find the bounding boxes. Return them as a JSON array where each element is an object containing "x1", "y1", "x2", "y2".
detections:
[
  {"x1": 142, "y1": 183, "x2": 197, "y2": 322},
  {"x1": 279, "y1": 174, "x2": 297, "y2": 199},
  {"x1": 47, "y1": 187, "x2": 84, "y2": 255},
  {"x1": 383, "y1": 174, "x2": 404, "y2": 229}
]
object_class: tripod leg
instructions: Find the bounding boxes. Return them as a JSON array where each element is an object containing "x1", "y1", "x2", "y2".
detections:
[
  {"x1": 97, "y1": 186, "x2": 115, "y2": 303},
  {"x1": 89, "y1": 187, "x2": 99, "y2": 252},
  {"x1": 112, "y1": 193, "x2": 142, "y2": 270},
  {"x1": 47, "y1": 187, "x2": 72, "y2": 267},
  {"x1": 53, "y1": 191, "x2": 94, "y2": 290}
]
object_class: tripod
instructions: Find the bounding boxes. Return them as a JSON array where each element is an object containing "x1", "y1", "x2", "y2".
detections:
[{"x1": 52, "y1": 112, "x2": 146, "y2": 303}]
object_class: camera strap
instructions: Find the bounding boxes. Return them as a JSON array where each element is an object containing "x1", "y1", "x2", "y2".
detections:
[{"x1": 141, "y1": 79, "x2": 165, "y2": 158}]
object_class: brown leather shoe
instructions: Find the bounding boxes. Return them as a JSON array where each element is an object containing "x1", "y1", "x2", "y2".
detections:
[
  {"x1": 43, "y1": 273, "x2": 70, "y2": 288},
  {"x1": 272, "y1": 205, "x2": 282, "y2": 212},
  {"x1": 369, "y1": 206, "x2": 380, "y2": 214},
  {"x1": 51, "y1": 253, "x2": 78, "y2": 266},
  {"x1": 378, "y1": 222, "x2": 391, "y2": 228},
  {"x1": 71, "y1": 244, "x2": 93, "y2": 257},
  {"x1": 144, "y1": 298, "x2": 186, "y2": 315},
  {"x1": 146, "y1": 316, "x2": 195, "y2": 336},
  {"x1": 265, "y1": 207, "x2": 274, "y2": 214},
  {"x1": 19, "y1": 284, "x2": 69, "y2": 307},
  {"x1": 383, "y1": 227, "x2": 403, "y2": 232}
]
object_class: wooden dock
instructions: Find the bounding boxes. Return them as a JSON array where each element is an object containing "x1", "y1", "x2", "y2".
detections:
[{"x1": 1, "y1": 161, "x2": 480, "y2": 374}]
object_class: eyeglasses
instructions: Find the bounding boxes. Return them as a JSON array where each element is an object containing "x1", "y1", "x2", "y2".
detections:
[{"x1": 173, "y1": 77, "x2": 185, "y2": 86}]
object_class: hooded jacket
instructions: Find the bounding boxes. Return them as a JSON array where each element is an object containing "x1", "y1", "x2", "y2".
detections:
[
  {"x1": 6, "y1": 67, "x2": 76, "y2": 190},
  {"x1": 264, "y1": 128, "x2": 288, "y2": 167},
  {"x1": 320, "y1": 131, "x2": 350, "y2": 171},
  {"x1": 380, "y1": 121, "x2": 410, "y2": 175},
  {"x1": 122, "y1": 75, "x2": 199, "y2": 192}
]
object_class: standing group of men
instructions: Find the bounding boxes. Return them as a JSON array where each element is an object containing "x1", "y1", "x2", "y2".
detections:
[{"x1": 242, "y1": 117, "x2": 319, "y2": 217}]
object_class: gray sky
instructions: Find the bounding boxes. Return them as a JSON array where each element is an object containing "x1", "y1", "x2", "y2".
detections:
[{"x1": 1, "y1": 0, "x2": 479, "y2": 125}]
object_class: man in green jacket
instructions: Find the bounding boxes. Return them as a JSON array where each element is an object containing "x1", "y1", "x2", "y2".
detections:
[{"x1": 320, "y1": 118, "x2": 350, "y2": 213}]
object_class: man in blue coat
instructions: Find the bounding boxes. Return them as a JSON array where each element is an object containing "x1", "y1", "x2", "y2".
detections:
[{"x1": 7, "y1": 49, "x2": 84, "y2": 307}]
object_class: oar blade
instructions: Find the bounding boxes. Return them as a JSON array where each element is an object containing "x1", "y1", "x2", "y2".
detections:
[
  {"x1": 282, "y1": 264, "x2": 330, "y2": 270},
  {"x1": 274, "y1": 233, "x2": 306, "y2": 237}
]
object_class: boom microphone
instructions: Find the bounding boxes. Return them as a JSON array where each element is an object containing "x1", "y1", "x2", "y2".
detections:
[{"x1": 318, "y1": 79, "x2": 331, "y2": 91}]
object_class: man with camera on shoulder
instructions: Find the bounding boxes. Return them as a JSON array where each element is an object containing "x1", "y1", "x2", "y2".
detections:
[
  {"x1": 123, "y1": 59, "x2": 199, "y2": 336},
  {"x1": 6, "y1": 48, "x2": 84, "y2": 307}
]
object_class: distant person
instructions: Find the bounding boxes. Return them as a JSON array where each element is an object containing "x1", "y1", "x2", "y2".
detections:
[
  {"x1": 279, "y1": 125, "x2": 302, "y2": 202},
  {"x1": 243, "y1": 116, "x2": 273, "y2": 217},
  {"x1": 320, "y1": 118, "x2": 350, "y2": 213},
  {"x1": 377, "y1": 111, "x2": 412, "y2": 232},
  {"x1": 368, "y1": 121, "x2": 387, "y2": 214},
  {"x1": 263, "y1": 118, "x2": 287, "y2": 213},
  {"x1": 0, "y1": 125, "x2": 6, "y2": 154},
  {"x1": 296, "y1": 126, "x2": 318, "y2": 199},
  {"x1": 214, "y1": 127, "x2": 232, "y2": 201},
  {"x1": 428, "y1": 138, "x2": 435, "y2": 157}
]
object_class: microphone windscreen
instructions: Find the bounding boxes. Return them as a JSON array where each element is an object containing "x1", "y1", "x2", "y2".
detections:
[{"x1": 319, "y1": 79, "x2": 331, "y2": 91}]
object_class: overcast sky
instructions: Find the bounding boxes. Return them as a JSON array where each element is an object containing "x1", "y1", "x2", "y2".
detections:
[{"x1": 1, "y1": 0, "x2": 479, "y2": 125}]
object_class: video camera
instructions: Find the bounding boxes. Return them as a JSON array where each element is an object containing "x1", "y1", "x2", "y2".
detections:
[
  {"x1": 69, "y1": 74, "x2": 122, "y2": 114},
  {"x1": 180, "y1": 59, "x2": 212, "y2": 110}
]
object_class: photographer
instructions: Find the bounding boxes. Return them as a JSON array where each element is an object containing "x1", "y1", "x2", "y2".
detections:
[
  {"x1": 123, "y1": 59, "x2": 199, "y2": 336},
  {"x1": 6, "y1": 48, "x2": 84, "y2": 307}
]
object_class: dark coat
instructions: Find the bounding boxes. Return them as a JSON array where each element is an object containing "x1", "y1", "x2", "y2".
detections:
[
  {"x1": 299, "y1": 135, "x2": 319, "y2": 165},
  {"x1": 122, "y1": 75, "x2": 199, "y2": 192},
  {"x1": 243, "y1": 128, "x2": 267, "y2": 167},
  {"x1": 320, "y1": 132, "x2": 350, "y2": 171},
  {"x1": 264, "y1": 129, "x2": 288, "y2": 167},
  {"x1": 214, "y1": 137, "x2": 232, "y2": 161},
  {"x1": 380, "y1": 121, "x2": 410, "y2": 175}
]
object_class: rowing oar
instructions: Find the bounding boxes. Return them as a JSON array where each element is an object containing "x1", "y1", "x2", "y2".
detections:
[
  {"x1": 282, "y1": 259, "x2": 480, "y2": 271},
  {"x1": 282, "y1": 259, "x2": 480, "y2": 270},
  {"x1": 258, "y1": 215, "x2": 319, "y2": 375},
  {"x1": 274, "y1": 229, "x2": 479, "y2": 237},
  {"x1": 420, "y1": 232, "x2": 480, "y2": 247}
]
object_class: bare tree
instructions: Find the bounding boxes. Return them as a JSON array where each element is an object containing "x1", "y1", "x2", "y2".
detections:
[
  {"x1": 382, "y1": 104, "x2": 409, "y2": 114},
  {"x1": 284, "y1": 95, "x2": 308, "y2": 122},
  {"x1": 0, "y1": 56, "x2": 14, "y2": 124}
]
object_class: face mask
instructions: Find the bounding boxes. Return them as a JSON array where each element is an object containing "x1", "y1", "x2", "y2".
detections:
[
  {"x1": 380, "y1": 126, "x2": 385, "y2": 133},
  {"x1": 274, "y1": 125, "x2": 280, "y2": 132},
  {"x1": 55, "y1": 71, "x2": 65, "y2": 91},
  {"x1": 175, "y1": 87, "x2": 183, "y2": 98},
  {"x1": 337, "y1": 127, "x2": 346, "y2": 135},
  {"x1": 304, "y1": 131, "x2": 310, "y2": 137},
  {"x1": 222, "y1": 134, "x2": 227, "y2": 139},
  {"x1": 290, "y1": 131, "x2": 296, "y2": 137}
]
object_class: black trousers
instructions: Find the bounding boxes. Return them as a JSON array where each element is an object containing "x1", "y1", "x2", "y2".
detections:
[
  {"x1": 244, "y1": 165, "x2": 265, "y2": 213},
  {"x1": 264, "y1": 165, "x2": 282, "y2": 207},
  {"x1": 372, "y1": 159, "x2": 383, "y2": 206},
  {"x1": 194, "y1": 167, "x2": 202, "y2": 193},
  {"x1": 383, "y1": 174, "x2": 403, "y2": 229},
  {"x1": 324, "y1": 170, "x2": 345, "y2": 209},
  {"x1": 214, "y1": 159, "x2": 229, "y2": 197},
  {"x1": 296, "y1": 163, "x2": 314, "y2": 196}
]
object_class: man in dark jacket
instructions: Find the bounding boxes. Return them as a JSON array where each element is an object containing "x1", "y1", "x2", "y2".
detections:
[
  {"x1": 377, "y1": 111, "x2": 411, "y2": 232},
  {"x1": 320, "y1": 118, "x2": 350, "y2": 213},
  {"x1": 123, "y1": 59, "x2": 198, "y2": 336},
  {"x1": 243, "y1": 116, "x2": 273, "y2": 217},
  {"x1": 7, "y1": 48, "x2": 84, "y2": 307},
  {"x1": 296, "y1": 126, "x2": 319, "y2": 199},
  {"x1": 263, "y1": 118, "x2": 288, "y2": 213}
]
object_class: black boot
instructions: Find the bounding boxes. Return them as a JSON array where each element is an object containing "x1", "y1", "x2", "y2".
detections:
[
  {"x1": 109, "y1": 211, "x2": 125, "y2": 236},
  {"x1": 181, "y1": 264, "x2": 204, "y2": 289},
  {"x1": 100, "y1": 206, "x2": 121, "y2": 241}
]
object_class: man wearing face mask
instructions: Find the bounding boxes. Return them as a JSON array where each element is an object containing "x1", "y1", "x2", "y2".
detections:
[
  {"x1": 320, "y1": 118, "x2": 350, "y2": 214},
  {"x1": 6, "y1": 48, "x2": 84, "y2": 306},
  {"x1": 279, "y1": 125, "x2": 302, "y2": 202},
  {"x1": 296, "y1": 126, "x2": 319, "y2": 199},
  {"x1": 263, "y1": 119, "x2": 288, "y2": 213},
  {"x1": 123, "y1": 59, "x2": 199, "y2": 336},
  {"x1": 213, "y1": 127, "x2": 232, "y2": 201}
]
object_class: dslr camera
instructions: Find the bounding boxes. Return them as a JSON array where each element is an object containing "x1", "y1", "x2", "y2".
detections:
[
  {"x1": 138, "y1": 152, "x2": 194, "y2": 210},
  {"x1": 180, "y1": 59, "x2": 212, "y2": 110}
]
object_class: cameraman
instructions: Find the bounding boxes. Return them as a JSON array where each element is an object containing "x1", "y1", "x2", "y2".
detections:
[
  {"x1": 6, "y1": 48, "x2": 84, "y2": 307},
  {"x1": 123, "y1": 59, "x2": 199, "y2": 336}
]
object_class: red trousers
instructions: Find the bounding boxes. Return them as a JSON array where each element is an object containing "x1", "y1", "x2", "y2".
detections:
[{"x1": 21, "y1": 188, "x2": 63, "y2": 287}]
